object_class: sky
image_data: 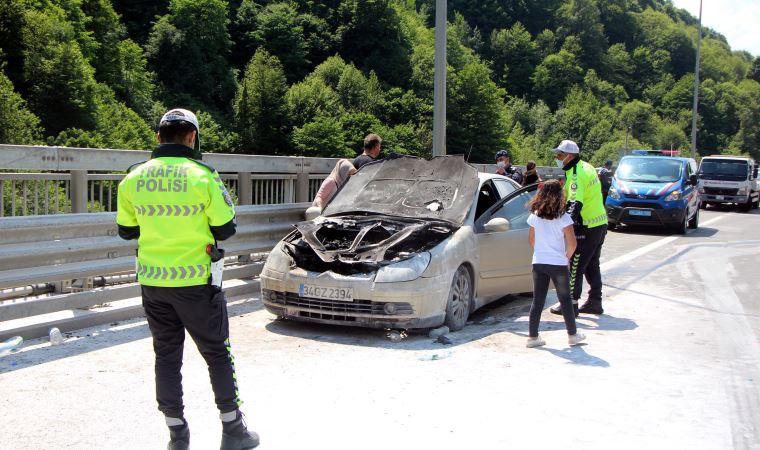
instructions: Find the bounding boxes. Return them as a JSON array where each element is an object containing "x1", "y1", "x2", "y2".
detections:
[{"x1": 671, "y1": 0, "x2": 760, "y2": 56}]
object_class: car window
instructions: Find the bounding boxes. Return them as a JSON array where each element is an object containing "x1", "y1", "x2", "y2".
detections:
[
  {"x1": 475, "y1": 180, "x2": 500, "y2": 219},
  {"x1": 493, "y1": 179, "x2": 517, "y2": 197},
  {"x1": 476, "y1": 186, "x2": 537, "y2": 232}
]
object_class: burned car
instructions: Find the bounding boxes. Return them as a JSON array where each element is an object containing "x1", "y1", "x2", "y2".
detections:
[{"x1": 260, "y1": 155, "x2": 537, "y2": 331}]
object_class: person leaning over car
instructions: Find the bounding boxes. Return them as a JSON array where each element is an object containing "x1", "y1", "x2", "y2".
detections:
[
  {"x1": 353, "y1": 133, "x2": 382, "y2": 170},
  {"x1": 549, "y1": 140, "x2": 607, "y2": 317},
  {"x1": 312, "y1": 159, "x2": 356, "y2": 209},
  {"x1": 495, "y1": 149, "x2": 523, "y2": 185},
  {"x1": 116, "y1": 108, "x2": 259, "y2": 450}
]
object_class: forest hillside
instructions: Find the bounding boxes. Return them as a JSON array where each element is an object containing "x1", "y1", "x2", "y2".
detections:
[{"x1": 1, "y1": 0, "x2": 759, "y2": 165}]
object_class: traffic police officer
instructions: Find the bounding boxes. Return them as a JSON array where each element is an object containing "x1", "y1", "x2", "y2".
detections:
[
  {"x1": 549, "y1": 140, "x2": 607, "y2": 316},
  {"x1": 117, "y1": 109, "x2": 259, "y2": 450}
]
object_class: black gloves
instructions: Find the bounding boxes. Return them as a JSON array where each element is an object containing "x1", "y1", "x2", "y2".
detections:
[{"x1": 566, "y1": 200, "x2": 584, "y2": 226}]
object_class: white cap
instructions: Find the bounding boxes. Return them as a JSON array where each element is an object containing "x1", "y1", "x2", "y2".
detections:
[
  {"x1": 160, "y1": 108, "x2": 199, "y2": 132},
  {"x1": 552, "y1": 140, "x2": 580, "y2": 154},
  {"x1": 160, "y1": 108, "x2": 201, "y2": 153}
]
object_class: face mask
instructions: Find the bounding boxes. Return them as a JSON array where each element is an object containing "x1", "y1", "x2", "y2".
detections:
[
  {"x1": 555, "y1": 159, "x2": 565, "y2": 168},
  {"x1": 496, "y1": 161, "x2": 506, "y2": 168}
]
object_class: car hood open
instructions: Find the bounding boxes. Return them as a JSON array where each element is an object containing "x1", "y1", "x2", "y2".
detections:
[{"x1": 322, "y1": 154, "x2": 480, "y2": 226}]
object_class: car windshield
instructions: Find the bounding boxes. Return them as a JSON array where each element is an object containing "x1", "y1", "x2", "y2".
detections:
[
  {"x1": 615, "y1": 158, "x2": 683, "y2": 183},
  {"x1": 699, "y1": 160, "x2": 748, "y2": 181}
]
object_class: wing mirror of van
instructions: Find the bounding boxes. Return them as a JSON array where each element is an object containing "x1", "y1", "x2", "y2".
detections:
[
  {"x1": 484, "y1": 217, "x2": 511, "y2": 233},
  {"x1": 689, "y1": 174, "x2": 698, "y2": 186}
]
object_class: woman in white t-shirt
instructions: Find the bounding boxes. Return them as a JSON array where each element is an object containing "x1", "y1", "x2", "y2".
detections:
[{"x1": 525, "y1": 180, "x2": 586, "y2": 348}]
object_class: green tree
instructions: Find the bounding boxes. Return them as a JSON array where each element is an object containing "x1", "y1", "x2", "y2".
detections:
[
  {"x1": 196, "y1": 110, "x2": 239, "y2": 153},
  {"x1": 750, "y1": 57, "x2": 760, "y2": 83},
  {"x1": 234, "y1": 49, "x2": 289, "y2": 155},
  {"x1": 490, "y1": 22, "x2": 538, "y2": 98},
  {"x1": 654, "y1": 122, "x2": 688, "y2": 151},
  {"x1": 555, "y1": 0, "x2": 608, "y2": 71},
  {"x1": 337, "y1": 0, "x2": 412, "y2": 86},
  {"x1": 532, "y1": 50, "x2": 584, "y2": 109},
  {"x1": 145, "y1": 0, "x2": 236, "y2": 114},
  {"x1": 286, "y1": 77, "x2": 340, "y2": 128},
  {"x1": 246, "y1": 2, "x2": 309, "y2": 83},
  {"x1": 292, "y1": 115, "x2": 352, "y2": 157},
  {"x1": 447, "y1": 61, "x2": 508, "y2": 162},
  {"x1": 0, "y1": 67, "x2": 42, "y2": 144},
  {"x1": 619, "y1": 100, "x2": 658, "y2": 144}
]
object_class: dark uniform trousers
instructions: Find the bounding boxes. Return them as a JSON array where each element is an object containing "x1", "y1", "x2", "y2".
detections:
[
  {"x1": 569, "y1": 224, "x2": 607, "y2": 304},
  {"x1": 142, "y1": 284, "x2": 239, "y2": 418}
]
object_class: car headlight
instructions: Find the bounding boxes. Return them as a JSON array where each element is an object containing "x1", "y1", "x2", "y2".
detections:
[
  {"x1": 375, "y1": 252, "x2": 431, "y2": 283},
  {"x1": 608, "y1": 188, "x2": 621, "y2": 200},
  {"x1": 737, "y1": 187, "x2": 748, "y2": 195},
  {"x1": 265, "y1": 243, "x2": 295, "y2": 272},
  {"x1": 664, "y1": 190, "x2": 681, "y2": 202}
]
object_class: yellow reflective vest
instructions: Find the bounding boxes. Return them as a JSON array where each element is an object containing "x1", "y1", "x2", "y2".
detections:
[
  {"x1": 117, "y1": 146, "x2": 235, "y2": 287},
  {"x1": 564, "y1": 159, "x2": 607, "y2": 229}
]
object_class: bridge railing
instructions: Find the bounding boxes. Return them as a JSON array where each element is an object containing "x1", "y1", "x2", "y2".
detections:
[
  {"x1": 0, "y1": 203, "x2": 308, "y2": 341},
  {"x1": 1, "y1": 144, "x2": 565, "y2": 216}
]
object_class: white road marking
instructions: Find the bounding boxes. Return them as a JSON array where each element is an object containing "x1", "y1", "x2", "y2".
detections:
[{"x1": 601, "y1": 214, "x2": 726, "y2": 272}]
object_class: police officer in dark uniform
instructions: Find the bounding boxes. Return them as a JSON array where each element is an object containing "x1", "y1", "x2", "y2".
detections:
[
  {"x1": 495, "y1": 149, "x2": 524, "y2": 185},
  {"x1": 117, "y1": 109, "x2": 259, "y2": 450}
]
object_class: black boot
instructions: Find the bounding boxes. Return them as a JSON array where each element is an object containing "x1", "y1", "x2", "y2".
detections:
[
  {"x1": 167, "y1": 423, "x2": 189, "y2": 450},
  {"x1": 221, "y1": 411, "x2": 260, "y2": 450},
  {"x1": 579, "y1": 301, "x2": 603, "y2": 314},
  {"x1": 549, "y1": 303, "x2": 579, "y2": 317}
]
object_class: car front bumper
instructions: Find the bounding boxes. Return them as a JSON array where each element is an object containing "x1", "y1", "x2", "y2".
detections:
[
  {"x1": 607, "y1": 204, "x2": 686, "y2": 227},
  {"x1": 699, "y1": 194, "x2": 751, "y2": 204},
  {"x1": 260, "y1": 267, "x2": 451, "y2": 330}
]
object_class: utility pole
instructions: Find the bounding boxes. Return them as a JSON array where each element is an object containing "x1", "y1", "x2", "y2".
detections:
[
  {"x1": 432, "y1": 0, "x2": 447, "y2": 157},
  {"x1": 690, "y1": 0, "x2": 703, "y2": 159}
]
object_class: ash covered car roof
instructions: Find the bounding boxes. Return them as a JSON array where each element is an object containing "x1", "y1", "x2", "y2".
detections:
[{"x1": 322, "y1": 154, "x2": 480, "y2": 225}]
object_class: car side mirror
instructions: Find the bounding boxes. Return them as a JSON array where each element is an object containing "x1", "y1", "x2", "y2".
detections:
[
  {"x1": 689, "y1": 174, "x2": 698, "y2": 186},
  {"x1": 484, "y1": 217, "x2": 511, "y2": 233}
]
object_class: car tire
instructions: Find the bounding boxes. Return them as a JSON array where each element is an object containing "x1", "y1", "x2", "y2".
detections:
[
  {"x1": 688, "y1": 207, "x2": 699, "y2": 229},
  {"x1": 740, "y1": 199, "x2": 752, "y2": 212},
  {"x1": 675, "y1": 213, "x2": 688, "y2": 235},
  {"x1": 753, "y1": 199, "x2": 759, "y2": 209},
  {"x1": 444, "y1": 265, "x2": 472, "y2": 332}
]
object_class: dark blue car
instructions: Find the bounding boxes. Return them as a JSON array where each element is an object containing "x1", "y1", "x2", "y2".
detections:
[{"x1": 606, "y1": 156, "x2": 700, "y2": 234}]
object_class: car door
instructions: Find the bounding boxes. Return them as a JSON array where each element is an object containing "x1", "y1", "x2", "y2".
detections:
[
  {"x1": 683, "y1": 160, "x2": 697, "y2": 217},
  {"x1": 474, "y1": 185, "x2": 538, "y2": 304}
]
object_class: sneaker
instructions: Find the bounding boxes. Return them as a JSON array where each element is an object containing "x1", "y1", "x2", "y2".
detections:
[
  {"x1": 167, "y1": 424, "x2": 189, "y2": 450},
  {"x1": 549, "y1": 303, "x2": 579, "y2": 317},
  {"x1": 578, "y1": 302, "x2": 603, "y2": 314},
  {"x1": 568, "y1": 333, "x2": 586, "y2": 346},
  {"x1": 221, "y1": 411, "x2": 260, "y2": 450},
  {"x1": 526, "y1": 335, "x2": 546, "y2": 348}
]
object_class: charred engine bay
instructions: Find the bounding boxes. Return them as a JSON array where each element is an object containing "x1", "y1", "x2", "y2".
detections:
[{"x1": 284, "y1": 215, "x2": 456, "y2": 275}]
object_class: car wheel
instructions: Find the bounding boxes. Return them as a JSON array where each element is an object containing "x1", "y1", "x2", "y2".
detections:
[
  {"x1": 444, "y1": 265, "x2": 472, "y2": 332},
  {"x1": 753, "y1": 199, "x2": 759, "y2": 209},
  {"x1": 740, "y1": 199, "x2": 752, "y2": 212},
  {"x1": 675, "y1": 213, "x2": 688, "y2": 235},
  {"x1": 688, "y1": 207, "x2": 699, "y2": 229}
]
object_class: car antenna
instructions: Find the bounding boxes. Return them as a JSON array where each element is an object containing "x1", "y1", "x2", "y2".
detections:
[{"x1": 465, "y1": 145, "x2": 474, "y2": 162}]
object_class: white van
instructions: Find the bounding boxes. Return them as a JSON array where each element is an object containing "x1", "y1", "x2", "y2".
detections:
[{"x1": 697, "y1": 155, "x2": 759, "y2": 211}]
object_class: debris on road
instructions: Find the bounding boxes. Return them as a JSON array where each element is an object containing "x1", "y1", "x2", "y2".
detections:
[
  {"x1": 48, "y1": 328, "x2": 64, "y2": 346},
  {"x1": 418, "y1": 350, "x2": 453, "y2": 361},
  {"x1": 428, "y1": 326, "x2": 449, "y2": 339},
  {"x1": 385, "y1": 330, "x2": 408, "y2": 342},
  {"x1": 436, "y1": 335, "x2": 453, "y2": 345},
  {"x1": 0, "y1": 336, "x2": 23, "y2": 356},
  {"x1": 476, "y1": 316, "x2": 498, "y2": 325}
]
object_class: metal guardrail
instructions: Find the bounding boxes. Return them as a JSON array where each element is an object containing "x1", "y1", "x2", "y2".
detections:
[{"x1": 0, "y1": 203, "x2": 308, "y2": 340}]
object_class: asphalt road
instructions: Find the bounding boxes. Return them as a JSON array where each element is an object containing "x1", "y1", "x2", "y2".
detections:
[{"x1": 1, "y1": 205, "x2": 759, "y2": 450}]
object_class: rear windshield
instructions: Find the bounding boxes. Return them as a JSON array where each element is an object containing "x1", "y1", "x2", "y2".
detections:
[
  {"x1": 616, "y1": 158, "x2": 683, "y2": 183},
  {"x1": 699, "y1": 160, "x2": 748, "y2": 181}
]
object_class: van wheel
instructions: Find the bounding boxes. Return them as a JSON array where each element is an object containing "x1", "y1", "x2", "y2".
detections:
[
  {"x1": 444, "y1": 266, "x2": 472, "y2": 332},
  {"x1": 675, "y1": 213, "x2": 688, "y2": 235},
  {"x1": 688, "y1": 207, "x2": 699, "y2": 229}
]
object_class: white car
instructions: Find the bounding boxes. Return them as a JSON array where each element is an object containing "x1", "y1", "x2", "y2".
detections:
[{"x1": 260, "y1": 155, "x2": 537, "y2": 331}]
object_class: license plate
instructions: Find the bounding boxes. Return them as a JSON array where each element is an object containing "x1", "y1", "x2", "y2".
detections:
[
  {"x1": 715, "y1": 195, "x2": 724, "y2": 200},
  {"x1": 629, "y1": 209, "x2": 651, "y2": 217},
  {"x1": 299, "y1": 284, "x2": 354, "y2": 302}
]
